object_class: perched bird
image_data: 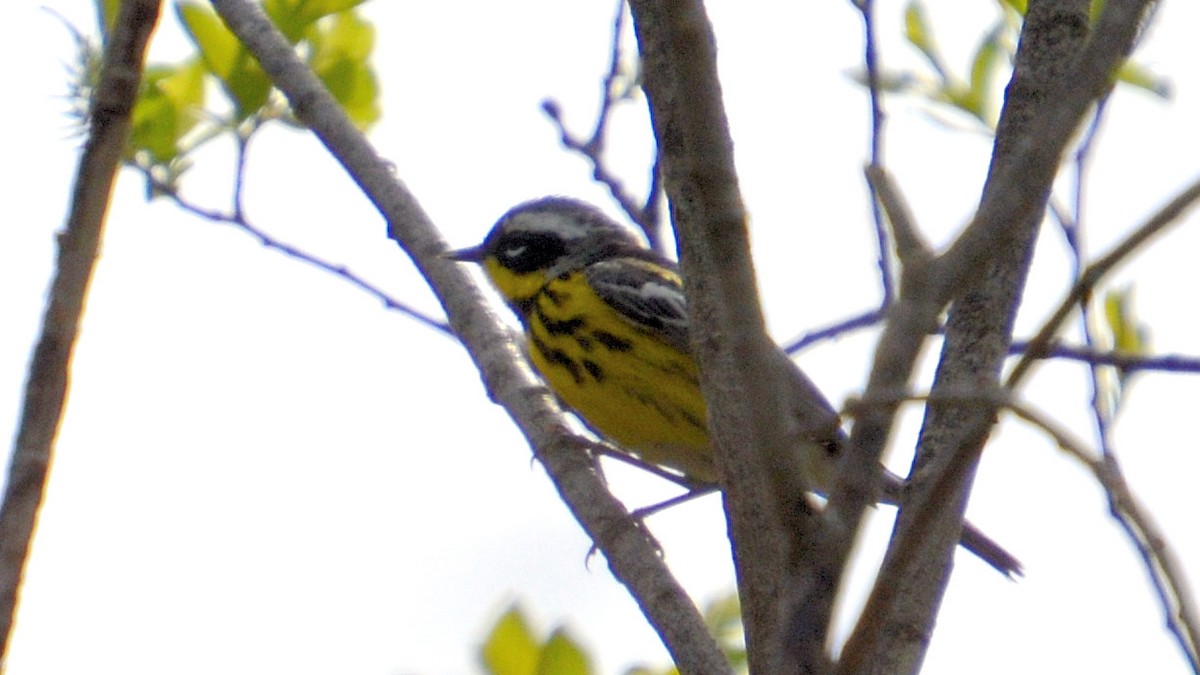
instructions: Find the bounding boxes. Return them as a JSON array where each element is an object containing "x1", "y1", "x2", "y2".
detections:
[{"x1": 448, "y1": 196, "x2": 1020, "y2": 576}]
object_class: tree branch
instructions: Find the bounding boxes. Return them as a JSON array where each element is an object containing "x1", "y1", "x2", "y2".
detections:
[
  {"x1": 1008, "y1": 172, "x2": 1200, "y2": 385},
  {"x1": 782, "y1": 308, "x2": 884, "y2": 354},
  {"x1": 1004, "y1": 403, "x2": 1200, "y2": 669},
  {"x1": 134, "y1": 165, "x2": 453, "y2": 335},
  {"x1": 539, "y1": 0, "x2": 665, "y2": 247},
  {"x1": 0, "y1": 0, "x2": 162, "y2": 658},
  {"x1": 1009, "y1": 341, "x2": 1200, "y2": 374},
  {"x1": 628, "y1": 2, "x2": 854, "y2": 672},
  {"x1": 839, "y1": 1, "x2": 1155, "y2": 671},
  {"x1": 855, "y1": 0, "x2": 898, "y2": 307},
  {"x1": 1004, "y1": 117, "x2": 1200, "y2": 675},
  {"x1": 205, "y1": 1, "x2": 729, "y2": 671}
]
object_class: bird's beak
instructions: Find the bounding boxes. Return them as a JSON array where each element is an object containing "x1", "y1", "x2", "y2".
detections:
[{"x1": 443, "y1": 245, "x2": 485, "y2": 263}]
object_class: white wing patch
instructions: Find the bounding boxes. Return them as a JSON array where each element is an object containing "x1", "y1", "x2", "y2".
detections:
[
  {"x1": 635, "y1": 278, "x2": 688, "y2": 325},
  {"x1": 586, "y1": 258, "x2": 690, "y2": 352}
]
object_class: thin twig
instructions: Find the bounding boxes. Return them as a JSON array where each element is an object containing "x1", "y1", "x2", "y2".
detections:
[
  {"x1": 1006, "y1": 403, "x2": 1200, "y2": 670},
  {"x1": 542, "y1": 97, "x2": 653, "y2": 240},
  {"x1": 857, "y1": 0, "x2": 898, "y2": 310},
  {"x1": 540, "y1": 0, "x2": 663, "y2": 247},
  {"x1": 850, "y1": 384, "x2": 1199, "y2": 674},
  {"x1": 135, "y1": 167, "x2": 453, "y2": 335},
  {"x1": 1069, "y1": 97, "x2": 1118, "y2": 432},
  {"x1": 782, "y1": 308, "x2": 883, "y2": 354},
  {"x1": 232, "y1": 121, "x2": 254, "y2": 220},
  {"x1": 591, "y1": 0, "x2": 629, "y2": 156},
  {"x1": 1007, "y1": 341, "x2": 1200, "y2": 373},
  {"x1": 1055, "y1": 93, "x2": 1199, "y2": 673},
  {"x1": 1071, "y1": 98, "x2": 1109, "y2": 247},
  {"x1": 1008, "y1": 172, "x2": 1200, "y2": 387}
]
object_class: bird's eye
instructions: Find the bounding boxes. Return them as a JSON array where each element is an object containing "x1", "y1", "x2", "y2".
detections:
[{"x1": 493, "y1": 232, "x2": 568, "y2": 274}]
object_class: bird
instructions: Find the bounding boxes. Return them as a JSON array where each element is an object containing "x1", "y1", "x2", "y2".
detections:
[{"x1": 447, "y1": 196, "x2": 1020, "y2": 577}]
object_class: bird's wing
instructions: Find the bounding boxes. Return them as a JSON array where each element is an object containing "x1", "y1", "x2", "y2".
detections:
[{"x1": 584, "y1": 257, "x2": 691, "y2": 353}]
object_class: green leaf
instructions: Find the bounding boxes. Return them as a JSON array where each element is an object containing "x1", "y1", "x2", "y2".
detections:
[
  {"x1": 903, "y1": 0, "x2": 960, "y2": 100},
  {"x1": 1104, "y1": 288, "x2": 1149, "y2": 356},
  {"x1": 1115, "y1": 61, "x2": 1171, "y2": 99},
  {"x1": 303, "y1": 0, "x2": 372, "y2": 15},
  {"x1": 703, "y1": 594, "x2": 747, "y2": 672},
  {"x1": 903, "y1": 1, "x2": 937, "y2": 66},
  {"x1": 129, "y1": 58, "x2": 207, "y2": 162},
  {"x1": 263, "y1": 0, "x2": 313, "y2": 43},
  {"x1": 1102, "y1": 286, "x2": 1149, "y2": 411},
  {"x1": 995, "y1": 0, "x2": 1027, "y2": 15},
  {"x1": 177, "y1": 0, "x2": 272, "y2": 118},
  {"x1": 481, "y1": 607, "x2": 540, "y2": 675},
  {"x1": 535, "y1": 629, "x2": 593, "y2": 675},
  {"x1": 263, "y1": 0, "x2": 371, "y2": 42},
  {"x1": 705, "y1": 594, "x2": 742, "y2": 645},
  {"x1": 963, "y1": 26, "x2": 1005, "y2": 123},
  {"x1": 306, "y1": 11, "x2": 380, "y2": 129}
]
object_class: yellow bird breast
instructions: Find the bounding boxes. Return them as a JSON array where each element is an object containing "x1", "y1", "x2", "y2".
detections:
[{"x1": 525, "y1": 273, "x2": 718, "y2": 482}]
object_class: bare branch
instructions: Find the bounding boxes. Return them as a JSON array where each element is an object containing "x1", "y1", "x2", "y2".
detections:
[
  {"x1": 1008, "y1": 172, "x2": 1200, "y2": 387},
  {"x1": 782, "y1": 308, "x2": 884, "y2": 354},
  {"x1": 134, "y1": 166, "x2": 453, "y2": 335},
  {"x1": 1040, "y1": 74, "x2": 1200, "y2": 672},
  {"x1": 855, "y1": 0, "x2": 897, "y2": 306},
  {"x1": 540, "y1": 0, "x2": 666, "y2": 247},
  {"x1": 932, "y1": 0, "x2": 1155, "y2": 301},
  {"x1": 847, "y1": 380, "x2": 1200, "y2": 675},
  {"x1": 865, "y1": 164, "x2": 932, "y2": 267},
  {"x1": 0, "y1": 0, "x2": 162, "y2": 657},
  {"x1": 854, "y1": 5, "x2": 1195, "y2": 668},
  {"x1": 206, "y1": 1, "x2": 728, "y2": 671},
  {"x1": 839, "y1": 2, "x2": 1153, "y2": 670},
  {"x1": 541, "y1": 99, "x2": 656, "y2": 245},
  {"x1": 1008, "y1": 341, "x2": 1200, "y2": 373},
  {"x1": 1006, "y1": 403, "x2": 1200, "y2": 669}
]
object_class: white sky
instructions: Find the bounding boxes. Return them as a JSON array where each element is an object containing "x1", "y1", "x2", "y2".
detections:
[{"x1": 3, "y1": 1, "x2": 1199, "y2": 673}]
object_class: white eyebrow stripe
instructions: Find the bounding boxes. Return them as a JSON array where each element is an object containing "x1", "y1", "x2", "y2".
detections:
[{"x1": 511, "y1": 211, "x2": 593, "y2": 239}]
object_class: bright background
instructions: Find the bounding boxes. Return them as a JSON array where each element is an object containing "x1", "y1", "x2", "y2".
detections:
[{"x1": 3, "y1": 1, "x2": 1199, "y2": 673}]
